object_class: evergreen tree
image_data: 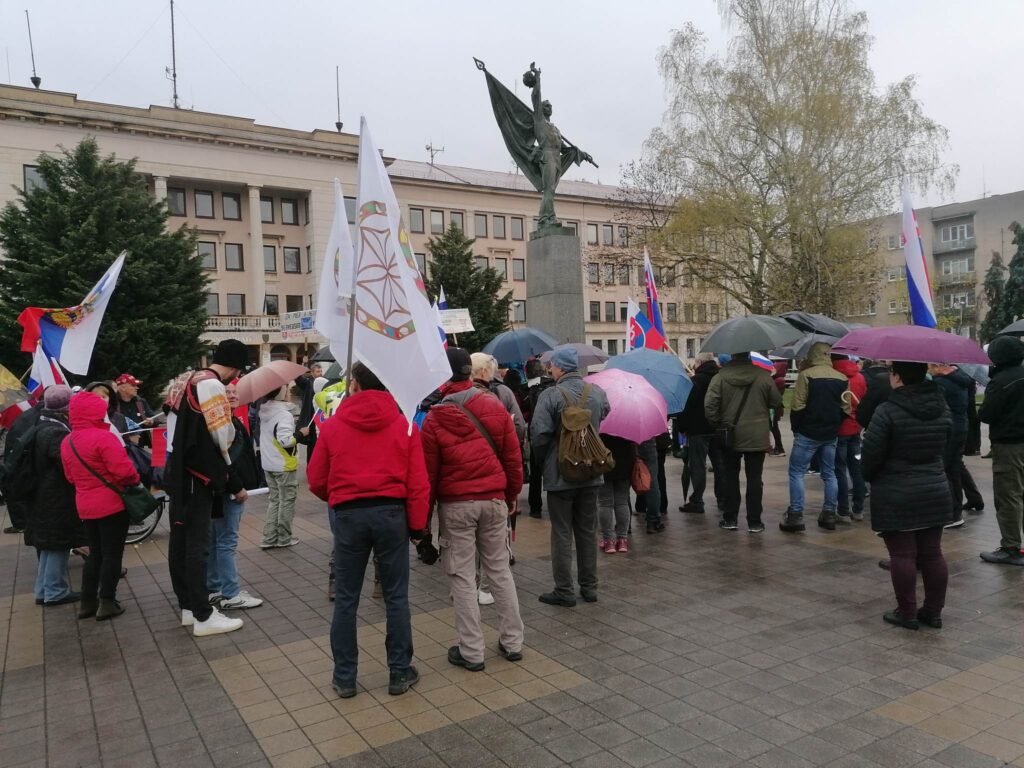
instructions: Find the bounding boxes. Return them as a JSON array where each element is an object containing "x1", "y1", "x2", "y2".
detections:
[
  {"x1": 978, "y1": 250, "x2": 1009, "y2": 342},
  {"x1": 423, "y1": 224, "x2": 512, "y2": 351},
  {"x1": 0, "y1": 138, "x2": 207, "y2": 397},
  {"x1": 1001, "y1": 222, "x2": 1024, "y2": 327}
]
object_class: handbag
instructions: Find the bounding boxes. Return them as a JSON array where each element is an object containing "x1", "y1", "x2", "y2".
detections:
[
  {"x1": 630, "y1": 458, "x2": 651, "y2": 493},
  {"x1": 69, "y1": 438, "x2": 160, "y2": 524},
  {"x1": 712, "y1": 383, "x2": 754, "y2": 451}
]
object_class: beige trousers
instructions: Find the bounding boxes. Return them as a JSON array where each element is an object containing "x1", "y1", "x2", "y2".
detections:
[{"x1": 438, "y1": 499, "x2": 524, "y2": 663}]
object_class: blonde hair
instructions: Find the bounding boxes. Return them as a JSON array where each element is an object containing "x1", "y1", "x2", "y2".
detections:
[{"x1": 470, "y1": 352, "x2": 497, "y2": 379}]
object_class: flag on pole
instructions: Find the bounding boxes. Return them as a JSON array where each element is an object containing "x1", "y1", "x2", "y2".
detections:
[
  {"x1": 18, "y1": 252, "x2": 126, "y2": 374},
  {"x1": 642, "y1": 248, "x2": 668, "y2": 347},
  {"x1": 27, "y1": 343, "x2": 68, "y2": 397},
  {"x1": 901, "y1": 185, "x2": 937, "y2": 328},
  {"x1": 750, "y1": 352, "x2": 775, "y2": 372},
  {"x1": 437, "y1": 286, "x2": 448, "y2": 310},
  {"x1": 627, "y1": 297, "x2": 667, "y2": 352},
  {"x1": 314, "y1": 179, "x2": 358, "y2": 363},
  {"x1": 0, "y1": 364, "x2": 33, "y2": 429},
  {"x1": 350, "y1": 117, "x2": 452, "y2": 425},
  {"x1": 432, "y1": 300, "x2": 449, "y2": 349}
]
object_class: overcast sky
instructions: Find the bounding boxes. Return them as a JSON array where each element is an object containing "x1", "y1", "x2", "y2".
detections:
[{"x1": 2, "y1": 0, "x2": 1021, "y2": 208}]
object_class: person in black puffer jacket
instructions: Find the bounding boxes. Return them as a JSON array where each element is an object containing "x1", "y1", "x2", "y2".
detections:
[
  {"x1": 862, "y1": 361, "x2": 952, "y2": 630},
  {"x1": 856, "y1": 360, "x2": 891, "y2": 429},
  {"x1": 930, "y1": 364, "x2": 983, "y2": 522},
  {"x1": 676, "y1": 354, "x2": 723, "y2": 514}
]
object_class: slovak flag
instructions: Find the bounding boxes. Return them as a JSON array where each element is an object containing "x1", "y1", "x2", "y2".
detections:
[
  {"x1": 902, "y1": 185, "x2": 937, "y2": 328},
  {"x1": 627, "y1": 297, "x2": 667, "y2": 352},
  {"x1": 750, "y1": 352, "x2": 775, "y2": 372},
  {"x1": 642, "y1": 248, "x2": 668, "y2": 349}
]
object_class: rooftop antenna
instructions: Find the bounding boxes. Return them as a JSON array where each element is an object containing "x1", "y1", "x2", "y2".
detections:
[
  {"x1": 25, "y1": 10, "x2": 41, "y2": 88},
  {"x1": 166, "y1": 0, "x2": 180, "y2": 108},
  {"x1": 981, "y1": 165, "x2": 990, "y2": 199},
  {"x1": 426, "y1": 141, "x2": 444, "y2": 165},
  {"x1": 334, "y1": 65, "x2": 343, "y2": 132}
]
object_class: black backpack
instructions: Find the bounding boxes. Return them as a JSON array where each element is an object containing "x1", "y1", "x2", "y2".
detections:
[{"x1": 0, "y1": 424, "x2": 43, "y2": 504}]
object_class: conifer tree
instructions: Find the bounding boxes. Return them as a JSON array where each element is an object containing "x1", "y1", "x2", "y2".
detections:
[
  {"x1": 1000, "y1": 222, "x2": 1024, "y2": 328},
  {"x1": 978, "y1": 250, "x2": 1009, "y2": 342}
]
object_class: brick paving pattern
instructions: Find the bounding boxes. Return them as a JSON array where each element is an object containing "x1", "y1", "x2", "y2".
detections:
[{"x1": 2, "y1": 443, "x2": 1022, "y2": 768}]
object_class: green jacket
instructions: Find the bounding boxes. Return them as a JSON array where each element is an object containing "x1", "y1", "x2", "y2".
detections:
[{"x1": 704, "y1": 360, "x2": 782, "y2": 453}]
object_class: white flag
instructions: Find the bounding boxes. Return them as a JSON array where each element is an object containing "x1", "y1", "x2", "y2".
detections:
[
  {"x1": 314, "y1": 179, "x2": 357, "y2": 362},
  {"x1": 351, "y1": 117, "x2": 452, "y2": 424}
]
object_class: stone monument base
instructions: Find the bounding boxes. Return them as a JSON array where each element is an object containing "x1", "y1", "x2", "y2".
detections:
[{"x1": 526, "y1": 229, "x2": 585, "y2": 344}]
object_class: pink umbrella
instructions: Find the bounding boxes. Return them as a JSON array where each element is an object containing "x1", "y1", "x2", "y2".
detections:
[
  {"x1": 585, "y1": 368, "x2": 668, "y2": 444},
  {"x1": 235, "y1": 361, "x2": 309, "y2": 405},
  {"x1": 831, "y1": 326, "x2": 991, "y2": 365}
]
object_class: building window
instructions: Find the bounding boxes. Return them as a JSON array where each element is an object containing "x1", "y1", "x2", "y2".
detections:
[
  {"x1": 495, "y1": 258, "x2": 508, "y2": 281},
  {"x1": 344, "y1": 197, "x2": 357, "y2": 225},
  {"x1": 167, "y1": 187, "x2": 186, "y2": 216},
  {"x1": 226, "y1": 293, "x2": 246, "y2": 315},
  {"x1": 941, "y1": 255, "x2": 975, "y2": 275},
  {"x1": 281, "y1": 198, "x2": 299, "y2": 225},
  {"x1": 617, "y1": 265, "x2": 630, "y2": 285},
  {"x1": 197, "y1": 241, "x2": 216, "y2": 270},
  {"x1": 888, "y1": 300, "x2": 899, "y2": 314},
  {"x1": 305, "y1": 245, "x2": 312, "y2": 273},
  {"x1": 940, "y1": 222, "x2": 974, "y2": 242},
  {"x1": 415, "y1": 253, "x2": 427, "y2": 276},
  {"x1": 587, "y1": 263, "x2": 599, "y2": 284},
  {"x1": 474, "y1": 256, "x2": 489, "y2": 271},
  {"x1": 263, "y1": 245, "x2": 277, "y2": 273},
  {"x1": 303, "y1": 197, "x2": 310, "y2": 225},
  {"x1": 589, "y1": 302, "x2": 600, "y2": 322},
  {"x1": 683, "y1": 303, "x2": 694, "y2": 323},
  {"x1": 943, "y1": 292, "x2": 975, "y2": 309},
  {"x1": 670, "y1": 338, "x2": 679, "y2": 354},
  {"x1": 887, "y1": 234, "x2": 903, "y2": 250},
  {"x1": 697, "y1": 304, "x2": 708, "y2": 323},
  {"x1": 607, "y1": 338, "x2": 619, "y2": 356},
  {"x1": 887, "y1": 267, "x2": 907, "y2": 281},
  {"x1": 686, "y1": 339, "x2": 696, "y2": 358},
  {"x1": 409, "y1": 207, "x2": 424, "y2": 233},
  {"x1": 867, "y1": 300, "x2": 877, "y2": 316},
  {"x1": 564, "y1": 221, "x2": 578, "y2": 236},
  {"x1": 511, "y1": 217, "x2": 524, "y2": 240},
  {"x1": 225, "y1": 243, "x2": 244, "y2": 271},
  {"x1": 619, "y1": 303, "x2": 628, "y2": 321},
  {"x1": 283, "y1": 246, "x2": 301, "y2": 274},
  {"x1": 618, "y1": 226, "x2": 629, "y2": 247},
  {"x1": 602, "y1": 264, "x2": 615, "y2": 285},
  {"x1": 512, "y1": 258, "x2": 525, "y2": 281},
  {"x1": 667, "y1": 303, "x2": 677, "y2": 322},
  {"x1": 222, "y1": 192, "x2": 241, "y2": 220},
  {"x1": 709, "y1": 304, "x2": 720, "y2": 323},
  {"x1": 492, "y1": 215, "x2": 507, "y2": 239},
  {"x1": 602, "y1": 224, "x2": 614, "y2": 246},
  {"x1": 451, "y1": 211, "x2": 464, "y2": 231},
  {"x1": 660, "y1": 266, "x2": 676, "y2": 288},
  {"x1": 586, "y1": 224, "x2": 599, "y2": 245},
  {"x1": 430, "y1": 210, "x2": 444, "y2": 234},
  {"x1": 592, "y1": 339, "x2": 603, "y2": 350},
  {"x1": 637, "y1": 265, "x2": 645, "y2": 285},
  {"x1": 204, "y1": 293, "x2": 219, "y2": 315},
  {"x1": 286, "y1": 295, "x2": 304, "y2": 313},
  {"x1": 474, "y1": 213, "x2": 488, "y2": 238},
  {"x1": 265, "y1": 294, "x2": 280, "y2": 315},
  {"x1": 195, "y1": 190, "x2": 214, "y2": 219},
  {"x1": 260, "y1": 196, "x2": 274, "y2": 223},
  {"x1": 512, "y1": 301, "x2": 526, "y2": 323},
  {"x1": 23, "y1": 165, "x2": 46, "y2": 193},
  {"x1": 605, "y1": 302, "x2": 616, "y2": 322}
]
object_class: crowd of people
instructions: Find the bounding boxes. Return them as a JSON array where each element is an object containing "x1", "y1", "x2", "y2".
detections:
[{"x1": 2, "y1": 332, "x2": 1024, "y2": 698}]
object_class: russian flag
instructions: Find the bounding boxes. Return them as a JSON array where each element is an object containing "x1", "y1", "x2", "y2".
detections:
[
  {"x1": 643, "y1": 248, "x2": 668, "y2": 348},
  {"x1": 750, "y1": 352, "x2": 775, "y2": 372},
  {"x1": 627, "y1": 297, "x2": 667, "y2": 352},
  {"x1": 901, "y1": 186, "x2": 936, "y2": 328}
]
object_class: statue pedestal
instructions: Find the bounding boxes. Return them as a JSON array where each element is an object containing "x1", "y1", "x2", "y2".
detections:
[{"x1": 526, "y1": 229, "x2": 585, "y2": 344}]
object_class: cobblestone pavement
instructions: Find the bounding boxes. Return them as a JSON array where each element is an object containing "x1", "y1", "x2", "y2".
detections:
[{"x1": 2, "y1": 441, "x2": 1023, "y2": 768}]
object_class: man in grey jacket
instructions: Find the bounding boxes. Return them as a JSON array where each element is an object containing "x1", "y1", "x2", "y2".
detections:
[{"x1": 530, "y1": 346, "x2": 610, "y2": 607}]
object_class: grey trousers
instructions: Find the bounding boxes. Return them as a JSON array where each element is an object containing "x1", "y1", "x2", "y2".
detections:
[{"x1": 547, "y1": 487, "x2": 599, "y2": 599}]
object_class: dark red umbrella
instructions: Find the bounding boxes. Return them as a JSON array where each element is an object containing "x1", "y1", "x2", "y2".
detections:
[{"x1": 831, "y1": 326, "x2": 990, "y2": 365}]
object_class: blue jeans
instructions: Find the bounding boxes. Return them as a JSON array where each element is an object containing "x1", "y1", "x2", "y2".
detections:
[
  {"x1": 788, "y1": 433, "x2": 838, "y2": 514},
  {"x1": 208, "y1": 495, "x2": 244, "y2": 599},
  {"x1": 35, "y1": 549, "x2": 72, "y2": 602},
  {"x1": 835, "y1": 435, "x2": 865, "y2": 516},
  {"x1": 331, "y1": 503, "x2": 412, "y2": 687}
]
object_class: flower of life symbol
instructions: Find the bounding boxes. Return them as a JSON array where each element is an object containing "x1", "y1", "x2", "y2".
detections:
[{"x1": 355, "y1": 201, "x2": 415, "y2": 339}]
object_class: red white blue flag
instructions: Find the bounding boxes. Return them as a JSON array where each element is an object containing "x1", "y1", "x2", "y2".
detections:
[
  {"x1": 27, "y1": 344, "x2": 68, "y2": 397},
  {"x1": 750, "y1": 352, "x2": 775, "y2": 372},
  {"x1": 642, "y1": 248, "x2": 668, "y2": 349},
  {"x1": 902, "y1": 185, "x2": 936, "y2": 328},
  {"x1": 627, "y1": 298, "x2": 667, "y2": 352}
]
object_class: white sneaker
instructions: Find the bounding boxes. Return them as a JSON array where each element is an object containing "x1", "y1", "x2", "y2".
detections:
[
  {"x1": 181, "y1": 609, "x2": 194, "y2": 627},
  {"x1": 220, "y1": 591, "x2": 263, "y2": 610},
  {"x1": 207, "y1": 592, "x2": 222, "y2": 605},
  {"x1": 193, "y1": 607, "x2": 243, "y2": 637},
  {"x1": 280, "y1": 538, "x2": 299, "y2": 548},
  {"x1": 478, "y1": 590, "x2": 495, "y2": 606}
]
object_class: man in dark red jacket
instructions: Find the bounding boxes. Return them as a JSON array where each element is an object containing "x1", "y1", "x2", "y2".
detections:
[
  {"x1": 307, "y1": 362, "x2": 429, "y2": 699},
  {"x1": 833, "y1": 355, "x2": 867, "y2": 522},
  {"x1": 421, "y1": 347, "x2": 525, "y2": 671}
]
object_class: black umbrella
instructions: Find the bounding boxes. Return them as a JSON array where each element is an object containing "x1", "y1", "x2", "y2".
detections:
[
  {"x1": 769, "y1": 333, "x2": 838, "y2": 360},
  {"x1": 310, "y1": 346, "x2": 336, "y2": 363},
  {"x1": 997, "y1": 319, "x2": 1024, "y2": 336},
  {"x1": 700, "y1": 315, "x2": 803, "y2": 354},
  {"x1": 779, "y1": 311, "x2": 851, "y2": 338}
]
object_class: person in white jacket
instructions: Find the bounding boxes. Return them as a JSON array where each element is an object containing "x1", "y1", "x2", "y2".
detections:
[{"x1": 258, "y1": 386, "x2": 299, "y2": 548}]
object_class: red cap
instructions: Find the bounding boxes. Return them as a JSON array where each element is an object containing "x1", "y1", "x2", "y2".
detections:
[{"x1": 115, "y1": 373, "x2": 142, "y2": 386}]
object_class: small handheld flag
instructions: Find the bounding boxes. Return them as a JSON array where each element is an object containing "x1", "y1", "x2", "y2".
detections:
[
  {"x1": 750, "y1": 352, "x2": 775, "y2": 372},
  {"x1": 901, "y1": 185, "x2": 937, "y2": 328}
]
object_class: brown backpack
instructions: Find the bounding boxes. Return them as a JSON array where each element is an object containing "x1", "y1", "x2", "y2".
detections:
[{"x1": 556, "y1": 384, "x2": 615, "y2": 482}]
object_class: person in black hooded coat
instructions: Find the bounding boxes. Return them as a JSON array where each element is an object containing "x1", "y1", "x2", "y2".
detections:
[{"x1": 862, "y1": 361, "x2": 952, "y2": 630}]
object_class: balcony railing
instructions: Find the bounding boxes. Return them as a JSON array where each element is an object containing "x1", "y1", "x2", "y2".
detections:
[
  {"x1": 933, "y1": 237, "x2": 975, "y2": 255},
  {"x1": 938, "y1": 272, "x2": 977, "y2": 287},
  {"x1": 206, "y1": 315, "x2": 281, "y2": 332}
]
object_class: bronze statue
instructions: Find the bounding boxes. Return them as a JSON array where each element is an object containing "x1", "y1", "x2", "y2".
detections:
[{"x1": 474, "y1": 58, "x2": 597, "y2": 232}]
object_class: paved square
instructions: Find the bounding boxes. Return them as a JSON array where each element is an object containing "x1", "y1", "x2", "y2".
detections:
[{"x1": 2, "y1": 443, "x2": 1022, "y2": 768}]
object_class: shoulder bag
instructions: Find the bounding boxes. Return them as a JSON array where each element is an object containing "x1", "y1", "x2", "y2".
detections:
[
  {"x1": 712, "y1": 383, "x2": 754, "y2": 451},
  {"x1": 68, "y1": 438, "x2": 160, "y2": 524}
]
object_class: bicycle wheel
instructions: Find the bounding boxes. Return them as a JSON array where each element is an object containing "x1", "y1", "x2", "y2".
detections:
[{"x1": 126, "y1": 496, "x2": 165, "y2": 545}]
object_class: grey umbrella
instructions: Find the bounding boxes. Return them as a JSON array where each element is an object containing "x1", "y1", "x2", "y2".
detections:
[
  {"x1": 310, "y1": 346, "x2": 336, "y2": 363},
  {"x1": 997, "y1": 319, "x2": 1024, "y2": 336},
  {"x1": 779, "y1": 311, "x2": 851, "y2": 338},
  {"x1": 700, "y1": 315, "x2": 803, "y2": 354},
  {"x1": 769, "y1": 333, "x2": 838, "y2": 360}
]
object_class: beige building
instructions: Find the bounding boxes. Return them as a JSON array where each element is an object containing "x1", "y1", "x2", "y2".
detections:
[
  {"x1": 845, "y1": 190, "x2": 1024, "y2": 339},
  {"x1": 0, "y1": 84, "x2": 725, "y2": 365}
]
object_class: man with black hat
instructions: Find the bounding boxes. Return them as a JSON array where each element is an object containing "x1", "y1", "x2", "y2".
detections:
[
  {"x1": 164, "y1": 338, "x2": 250, "y2": 636},
  {"x1": 978, "y1": 336, "x2": 1024, "y2": 566}
]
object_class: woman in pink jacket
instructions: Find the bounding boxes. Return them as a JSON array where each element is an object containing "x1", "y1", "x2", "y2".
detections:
[{"x1": 61, "y1": 391, "x2": 140, "y2": 620}]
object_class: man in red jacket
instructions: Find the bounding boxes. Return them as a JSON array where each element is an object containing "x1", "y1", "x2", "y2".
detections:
[
  {"x1": 421, "y1": 348, "x2": 525, "y2": 672},
  {"x1": 833, "y1": 354, "x2": 867, "y2": 522},
  {"x1": 307, "y1": 362, "x2": 429, "y2": 699}
]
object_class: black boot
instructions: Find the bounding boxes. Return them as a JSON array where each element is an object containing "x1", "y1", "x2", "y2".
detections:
[
  {"x1": 95, "y1": 598, "x2": 124, "y2": 621},
  {"x1": 78, "y1": 596, "x2": 98, "y2": 619},
  {"x1": 817, "y1": 509, "x2": 837, "y2": 531},
  {"x1": 779, "y1": 509, "x2": 805, "y2": 533}
]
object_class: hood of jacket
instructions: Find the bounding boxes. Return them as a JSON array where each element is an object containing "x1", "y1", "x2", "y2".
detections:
[
  {"x1": 69, "y1": 392, "x2": 110, "y2": 431},
  {"x1": 806, "y1": 342, "x2": 833, "y2": 368},
  {"x1": 833, "y1": 359, "x2": 860, "y2": 379},
  {"x1": 887, "y1": 380, "x2": 947, "y2": 421},
  {"x1": 937, "y1": 368, "x2": 973, "y2": 391},
  {"x1": 717, "y1": 360, "x2": 765, "y2": 386},
  {"x1": 336, "y1": 390, "x2": 400, "y2": 432},
  {"x1": 259, "y1": 399, "x2": 297, "y2": 419},
  {"x1": 695, "y1": 360, "x2": 720, "y2": 378},
  {"x1": 988, "y1": 335, "x2": 1024, "y2": 367}
]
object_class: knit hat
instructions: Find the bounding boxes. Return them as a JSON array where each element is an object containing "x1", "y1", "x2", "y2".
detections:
[
  {"x1": 717, "y1": 353, "x2": 732, "y2": 366},
  {"x1": 988, "y1": 335, "x2": 1024, "y2": 366},
  {"x1": 549, "y1": 345, "x2": 579, "y2": 373},
  {"x1": 43, "y1": 384, "x2": 72, "y2": 411},
  {"x1": 446, "y1": 347, "x2": 473, "y2": 382},
  {"x1": 212, "y1": 339, "x2": 248, "y2": 370}
]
